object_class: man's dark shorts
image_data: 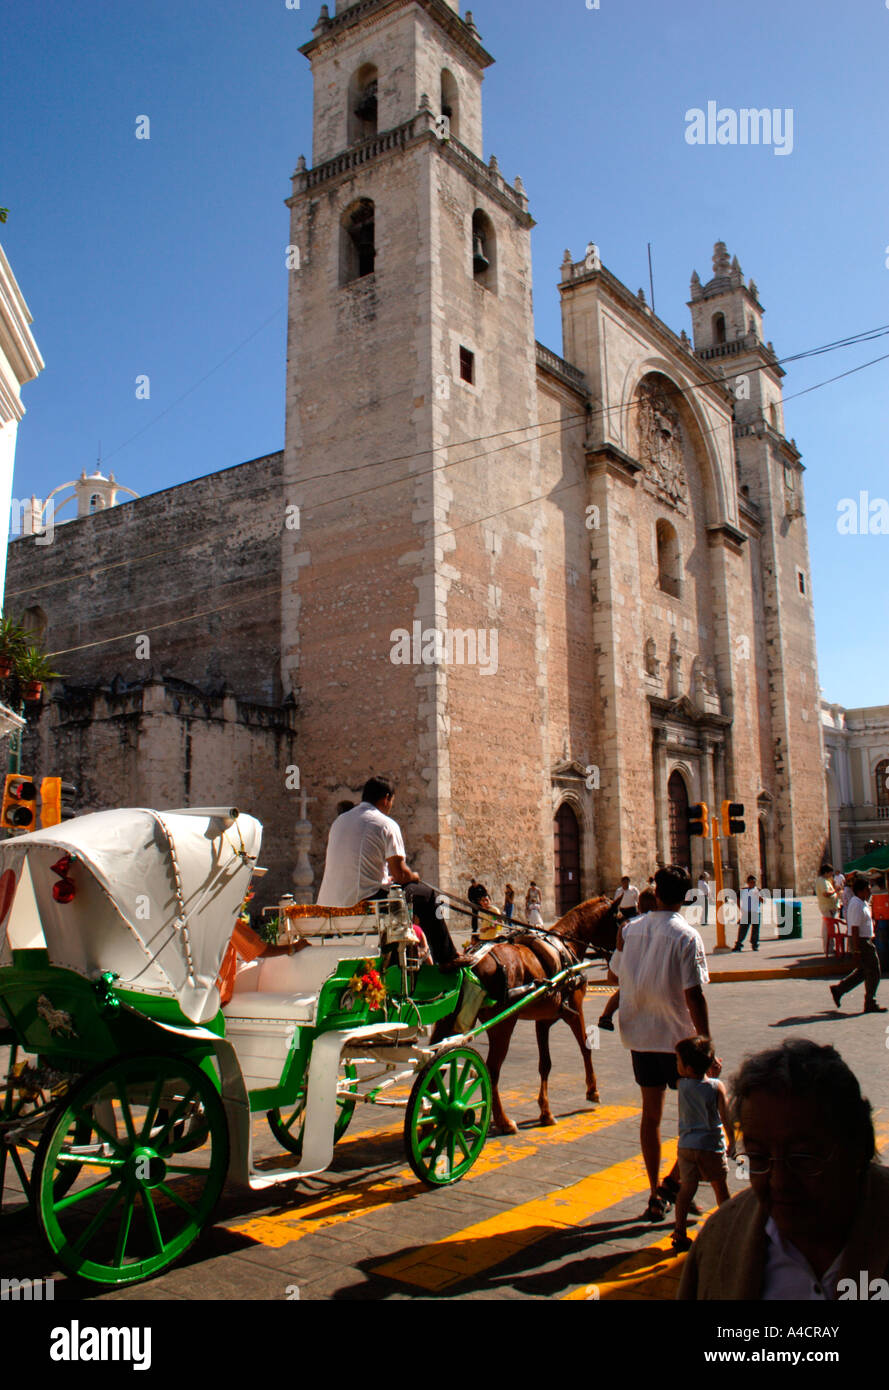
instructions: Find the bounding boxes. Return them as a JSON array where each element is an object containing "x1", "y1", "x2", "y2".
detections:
[{"x1": 631, "y1": 1050, "x2": 678, "y2": 1090}]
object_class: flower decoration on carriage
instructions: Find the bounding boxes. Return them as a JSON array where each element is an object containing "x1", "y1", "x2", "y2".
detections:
[
  {"x1": 345, "y1": 960, "x2": 386, "y2": 1011},
  {"x1": 237, "y1": 887, "x2": 255, "y2": 925}
]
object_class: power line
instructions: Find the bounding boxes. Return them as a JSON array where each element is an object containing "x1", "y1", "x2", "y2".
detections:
[
  {"x1": 42, "y1": 342, "x2": 889, "y2": 662},
  {"x1": 9, "y1": 323, "x2": 887, "y2": 611}
]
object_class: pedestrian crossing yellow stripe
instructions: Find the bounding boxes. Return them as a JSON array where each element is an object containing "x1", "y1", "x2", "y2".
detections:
[
  {"x1": 562, "y1": 1115, "x2": 889, "y2": 1301},
  {"x1": 562, "y1": 1209, "x2": 717, "y2": 1300},
  {"x1": 226, "y1": 1102, "x2": 639, "y2": 1250},
  {"x1": 372, "y1": 1139, "x2": 678, "y2": 1291}
]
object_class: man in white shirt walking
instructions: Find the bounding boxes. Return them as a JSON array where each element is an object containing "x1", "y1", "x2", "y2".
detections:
[
  {"x1": 612, "y1": 876, "x2": 640, "y2": 924},
  {"x1": 608, "y1": 864, "x2": 712, "y2": 1221},
  {"x1": 317, "y1": 775, "x2": 462, "y2": 966},
  {"x1": 733, "y1": 875, "x2": 763, "y2": 952},
  {"x1": 830, "y1": 876, "x2": 886, "y2": 1014}
]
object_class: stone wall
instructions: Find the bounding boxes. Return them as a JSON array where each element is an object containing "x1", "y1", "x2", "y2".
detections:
[
  {"x1": 20, "y1": 678, "x2": 298, "y2": 911},
  {"x1": 6, "y1": 452, "x2": 284, "y2": 705}
]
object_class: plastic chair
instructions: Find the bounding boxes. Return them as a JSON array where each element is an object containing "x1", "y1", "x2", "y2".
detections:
[{"x1": 825, "y1": 917, "x2": 845, "y2": 957}]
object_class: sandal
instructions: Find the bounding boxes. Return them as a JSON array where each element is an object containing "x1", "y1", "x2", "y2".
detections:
[
  {"x1": 641, "y1": 1195, "x2": 667, "y2": 1222},
  {"x1": 656, "y1": 1176, "x2": 679, "y2": 1208}
]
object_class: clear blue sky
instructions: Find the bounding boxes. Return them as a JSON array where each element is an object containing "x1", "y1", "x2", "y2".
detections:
[{"x1": 3, "y1": 0, "x2": 887, "y2": 706}]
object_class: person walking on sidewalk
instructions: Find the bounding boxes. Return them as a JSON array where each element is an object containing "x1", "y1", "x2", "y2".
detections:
[
  {"x1": 830, "y1": 876, "x2": 887, "y2": 1014},
  {"x1": 733, "y1": 875, "x2": 762, "y2": 952},
  {"x1": 607, "y1": 864, "x2": 712, "y2": 1223}
]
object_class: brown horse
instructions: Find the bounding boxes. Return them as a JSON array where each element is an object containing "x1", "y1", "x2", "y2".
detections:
[{"x1": 443, "y1": 895, "x2": 620, "y2": 1135}]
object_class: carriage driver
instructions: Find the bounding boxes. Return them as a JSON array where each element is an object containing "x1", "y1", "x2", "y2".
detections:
[{"x1": 317, "y1": 776, "x2": 466, "y2": 968}]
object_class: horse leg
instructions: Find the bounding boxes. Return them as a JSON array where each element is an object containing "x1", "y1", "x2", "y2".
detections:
[
  {"x1": 563, "y1": 989, "x2": 600, "y2": 1104},
  {"x1": 486, "y1": 1014, "x2": 520, "y2": 1135},
  {"x1": 535, "y1": 1019, "x2": 557, "y2": 1126}
]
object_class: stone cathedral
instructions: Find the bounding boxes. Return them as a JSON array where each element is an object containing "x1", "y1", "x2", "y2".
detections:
[{"x1": 9, "y1": 0, "x2": 828, "y2": 915}]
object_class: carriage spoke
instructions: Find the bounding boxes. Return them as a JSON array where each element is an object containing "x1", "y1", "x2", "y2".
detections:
[
  {"x1": 71, "y1": 1183, "x2": 125, "y2": 1254},
  {"x1": 84, "y1": 1108, "x2": 124, "y2": 1155},
  {"x1": 163, "y1": 1160, "x2": 211, "y2": 1176},
  {"x1": 281, "y1": 1101, "x2": 306, "y2": 1133},
  {"x1": 455, "y1": 1130, "x2": 472, "y2": 1162},
  {"x1": 447, "y1": 1135, "x2": 456, "y2": 1170},
  {"x1": 150, "y1": 1086, "x2": 198, "y2": 1150},
  {"x1": 8, "y1": 1145, "x2": 31, "y2": 1193},
  {"x1": 461, "y1": 1075, "x2": 483, "y2": 1102},
  {"x1": 115, "y1": 1082, "x2": 138, "y2": 1144},
  {"x1": 112, "y1": 1197, "x2": 134, "y2": 1268},
  {"x1": 157, "y1": 1182, "x2": 198, "y2": 1220},
  {"x1": 140, "y1": 1074, "x2": 166, "y2": 1141},
  {"x1": 54, "y1": 1170, "x2": 119, "y2": 1213},
  {"x1": 140, "y1": 1187, "x2": 165, "y2": 1255}
]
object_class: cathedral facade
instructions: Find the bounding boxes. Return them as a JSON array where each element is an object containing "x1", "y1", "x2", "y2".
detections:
[{"x1": 9, "y1": 0, "x2": 828, "y2": 914}]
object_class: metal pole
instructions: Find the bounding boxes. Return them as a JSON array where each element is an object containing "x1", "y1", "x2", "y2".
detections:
[
  {"x1": 712, "y1": 810, "x2": 728, "y2": 951},
  {"x1": 647, "y1": 242, "x2": 656, "y2": 314}
]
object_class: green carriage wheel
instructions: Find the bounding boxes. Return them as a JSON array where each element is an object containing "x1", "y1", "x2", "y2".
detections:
[
  {"x1": 404, "y1": 1045, "x2": 491, "y2": 1186},
  {"x1": 33, "y1": 1052, "x2": 228, "y2": 1287},
  {"x1": 0, "y1": 1046, "x2": 86, "y2": 1228},
  {"x1": 267, "y1": 1061, "x2": 358, "y2": 1157}
]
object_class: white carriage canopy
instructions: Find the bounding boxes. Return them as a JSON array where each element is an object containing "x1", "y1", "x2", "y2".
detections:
[{"x1": 0, "y1": 808, "x2": 262, "y2": 1024}]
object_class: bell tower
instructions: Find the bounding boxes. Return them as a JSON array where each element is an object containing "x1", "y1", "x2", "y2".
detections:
[
  {"x1": 282, "y1": 1, "x2": 543, "y2": 894},
  {"x1": 689, "y1": 242, "x2": 827, "y2": 889}
]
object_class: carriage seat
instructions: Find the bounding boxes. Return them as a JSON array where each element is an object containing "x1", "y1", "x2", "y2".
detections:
[{"x1": 223, "y1": 937, "x2": 373, "y2": 1026}]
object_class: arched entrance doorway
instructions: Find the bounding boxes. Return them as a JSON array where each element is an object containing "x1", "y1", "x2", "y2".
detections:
[
  {"x1": 668, "y1": 771, "x2": 691, "y2": 870},
  {"x1": 554, "y1": 803, "x2": 582, "y2": 917}
]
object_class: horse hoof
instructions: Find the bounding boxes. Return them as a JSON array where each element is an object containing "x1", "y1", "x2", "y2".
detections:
[
  {"x1": 588, "y1": 1091, "x2": 601, "y2": 1104},
  {"x1": 540, "y1": 1113, "x2": 557, "y2": 1127},
  {"x1": 495, "y1": 1120, "x2": 519, "y2": 1136}
]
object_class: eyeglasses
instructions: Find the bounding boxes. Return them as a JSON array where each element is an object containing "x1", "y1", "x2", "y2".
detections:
[{"x1": 737, "y1": 1149, "x2": 836, "y2": 1177}]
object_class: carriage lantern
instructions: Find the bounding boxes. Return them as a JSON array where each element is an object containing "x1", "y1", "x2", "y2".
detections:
[{"x1": 50, "y1": 854, "x2": 76, "y2": 903}]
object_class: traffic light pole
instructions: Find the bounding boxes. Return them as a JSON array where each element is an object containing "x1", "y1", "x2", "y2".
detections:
[{"x1": 711, "y1": 813, "x2": 729, "y2": 952}]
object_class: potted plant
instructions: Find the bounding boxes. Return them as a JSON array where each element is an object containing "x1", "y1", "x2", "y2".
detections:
[
  {"x1": 0, "y1": 617, "x2": 26, "y2": 680},
  {"x1": 15, "y1": 647, "x2": 61, "y2": 702}
]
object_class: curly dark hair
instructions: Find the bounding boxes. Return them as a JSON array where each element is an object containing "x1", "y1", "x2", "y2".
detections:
[
  {"x1": 676, "y1": 1034, "x2": 715, "y2": 1078},
  {"x1": 730, "y1": 1039, "x2": 874, "y2": 1166}
]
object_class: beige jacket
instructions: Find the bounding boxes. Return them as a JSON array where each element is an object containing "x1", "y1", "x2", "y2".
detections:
[{"x1": 678, "y1": 1162, "x2": 889, "y2": 1299}]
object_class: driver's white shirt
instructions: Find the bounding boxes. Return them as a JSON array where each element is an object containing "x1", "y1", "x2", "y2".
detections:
[{"x1": 317, "y1": 801, "x2": 406, "y2": 907}]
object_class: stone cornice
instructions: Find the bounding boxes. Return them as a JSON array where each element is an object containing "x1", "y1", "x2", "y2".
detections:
[
  {"x1": 0, "y1": 243, "x2": 44, "y2": 389},
  {"x1": 560, "y1": 259, "x2": 734, "y2": 408},
  {"x1": 695, "y1": 333, "x2": 786, "y2": 382},
  {"x1": 649, "y1": 694, "x2": 731, "y2": 731},
  {"x1": 288, "y1": 112, "x2": 533, "y2": 225},
  {"x1": 535, "y1": 341, "x2": 589, "y2": 397},
  {"x1": 300, "y1": 0, "x2": 494, "y2": 70},
  {"x1": 584, "y1": 440, "x2": 643, "y2": 483},
  {"x1": 706, "y1": 521, "x2": 747, "y2": 553}
]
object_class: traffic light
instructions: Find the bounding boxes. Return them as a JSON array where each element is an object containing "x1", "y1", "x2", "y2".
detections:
[
  {"x1": 40, "y1": 776, "x2": 61, "y2": 827},
  {"x1": 721, "y1": 800, "x2": 746, "y2": 836},
  {"x1": 38, "y1": 778, "x2": 78, "y2": 827},
  {"x1": 688, "y1": 803, "x2": 709, "y2": 837},
  {"x1": 1, "y1": 774, "x2": 38, "y2": 831}
]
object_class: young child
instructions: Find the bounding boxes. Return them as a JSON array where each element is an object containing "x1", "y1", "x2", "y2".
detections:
[
  {"x1": 597, "y1": 888, "x2": 658, "y2": 1031},
  {"x1": 671, "y1": 1035, "x2": 733, "y2": 1252}
]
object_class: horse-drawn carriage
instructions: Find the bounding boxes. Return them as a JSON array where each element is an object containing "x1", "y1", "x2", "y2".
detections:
[{"x1": 0, "y1": 807, "x2": 598, "y2": 1287}]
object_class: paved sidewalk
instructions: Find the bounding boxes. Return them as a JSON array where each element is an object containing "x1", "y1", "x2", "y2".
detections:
[{"x1": 588, "y1": 896, "x2": 872, "y2": 985}]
